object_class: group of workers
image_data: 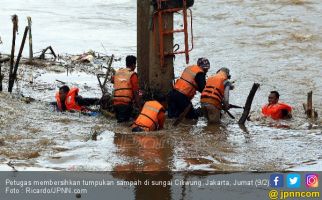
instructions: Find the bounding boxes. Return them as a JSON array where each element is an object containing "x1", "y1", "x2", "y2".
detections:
[{"x1": 54, "y1": 55, "x2": 293, "y2": 132}]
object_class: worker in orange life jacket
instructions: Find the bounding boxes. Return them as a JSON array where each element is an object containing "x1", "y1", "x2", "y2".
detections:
[
  {"x1": 262, "y1": 91, "x2": 292, "y2": 120},
  {"x1": 54, "y1": 85, "x2": 100, "y2": 112},
  {"x1": 167, "y1": 57, "x2": 210, "y2": 119},
  {"x1": 200, "y1": 67, "x2": 233, "y2": 123},
  {"x1": 112, "y1": 55, "x2": 141, "y2": 123},
  {"x1": 131, "y1": 93, "x2": 167, "y2": 132}
]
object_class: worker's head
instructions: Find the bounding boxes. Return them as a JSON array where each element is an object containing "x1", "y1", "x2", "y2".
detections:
[
  {"x1": 268, "y1": 91, "x2": 279, "y2": 105},
  {"x1": 216, "y1": 67, "x2": 231, "y2": 79},
  {"x1": 126, "y1": 55, "x2": 137, "y2": 71},
  {"x1": 197, "y1": 57, "x2": 210, "y2": 73},
  {"x1": 59, "y1": 85, "x2": 70, "y2": 102}
]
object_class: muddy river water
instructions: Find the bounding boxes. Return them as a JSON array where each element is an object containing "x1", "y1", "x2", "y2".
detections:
[{"x1": 0, "y1": 0, "x2": 322, "y2": 175}]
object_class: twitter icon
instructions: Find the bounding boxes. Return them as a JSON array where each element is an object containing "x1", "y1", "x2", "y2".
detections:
[{"x1": 287, "y1": 174, "x2": 301, "y2": 188}]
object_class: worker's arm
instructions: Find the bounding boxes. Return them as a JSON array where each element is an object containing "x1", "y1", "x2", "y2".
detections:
[
  {"x1": 50, "y1": 101, "x2": 57, "y2": 106},
  {"x1": 280, "y1": 103, "x2": 292, "y2": 119},
  {"x1": 157, "y1": 109, "x2": 166, "y2": 130},
  {"x1": 195, "y1": 72, "x2": 206, "y2": 92},
  {"x1": 130, "y1": 73, "x2": 142, "y2": 108},
  {"x1": 49, "y1": 101, "x2": 59, "y2": 111},
  {"x1": 111, "y1": 75, "x2": 114, "y2": 84},
  {"x1": 223, "y1": 80, "x2": 233, "y2": 110},
  {"x1": 75, "y1": 96, "x2": 100, "y2": 106}
]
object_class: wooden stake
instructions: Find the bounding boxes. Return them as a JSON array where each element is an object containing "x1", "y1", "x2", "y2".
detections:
[
  {"x1": 306, "y1": 91, "x2": 313, "y2": 118},
  {"x1": 303, "y1": 103, "x2": 307, "y2": 114},
  {"x1": 8, "y1": 26, "x2": 29, "y2": 92},
  {"x1": 313, "y1": 110, "x2": 318, "y2": 119},
  {"x1": 27, "y1": 16, "x2": 33, "y2": 61},
  {"x1": 238, "y1": 83, "x2": 260, "y2": 125},
  {"x1": 9, "y1": 15, "x2": 18, "y2": 82},
  {"x1": 0, "y1": 55, "x2": 3, "y2": 92}
]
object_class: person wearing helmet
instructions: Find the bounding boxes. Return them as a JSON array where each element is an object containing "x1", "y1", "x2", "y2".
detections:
[
  {"x1": 200, "y1": 67, "x2": 233, "y2": 123},
  {"x1": 167, "y1": 58, "x2": 210, "y2": 119}
]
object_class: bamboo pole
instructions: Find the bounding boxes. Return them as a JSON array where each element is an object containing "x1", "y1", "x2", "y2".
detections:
[
  {"x1": 27, "y1": 16, "x2": 33, "y2": 61},
  {"x1": 238, "y1": 83, "x2": 260, "y2": 125},
  {"x1": 8, "y1": 26, "x2": 29, "y2": 92}
]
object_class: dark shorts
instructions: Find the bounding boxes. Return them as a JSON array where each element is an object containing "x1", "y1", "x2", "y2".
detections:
[
  {"x1": 167, "y1": 89, "x2": 199, "y2": 119},
  {"x1": 131, "y1": 126, "x2": 144, "y2": 132},
  {"x1": 114, "y1": 104, "x2": 133, "y2": 123}
]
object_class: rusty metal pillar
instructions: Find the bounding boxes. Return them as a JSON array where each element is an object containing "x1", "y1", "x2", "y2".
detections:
[{"x1": 137, "y1": 0, "x2": 174, "y2": 93}]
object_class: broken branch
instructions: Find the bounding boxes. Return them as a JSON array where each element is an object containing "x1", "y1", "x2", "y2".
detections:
[{"x1": 238, "y1": 83, "x2": 260, "y2": 125}]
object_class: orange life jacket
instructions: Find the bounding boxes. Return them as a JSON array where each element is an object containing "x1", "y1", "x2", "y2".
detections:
[
  {"x1": 113, "y1": 68, "x2": 135, "y2": 105},
  {"x1": 55, "y1": 87, "x2": 83, "y2": 111},
  {"x1": 132, "y1": 101, "x2": 165, "y2": 131},
  {"x1": 200, "y1": 71, "x2": 228, "y2": 109},
  {"x1": 262, "y1": 102, "x2": 292, "y2": 120},
  {"x1": 173, "y1": 65, "x2": 204, "y2": 99}
]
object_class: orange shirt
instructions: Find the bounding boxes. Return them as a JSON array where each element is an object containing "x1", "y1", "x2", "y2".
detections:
[{"x1": 130, "y1": 73, "x2": 139, "y2": 93}]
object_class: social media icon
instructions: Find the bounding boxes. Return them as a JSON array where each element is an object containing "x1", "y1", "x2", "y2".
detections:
[
  {"x1": 287, "y1": 174, "x2": 301, "y2": 188},
  {"x1": 270, "y1": 174, "x2": 284, "y2": 188},
  {"x1": 306, "y1": 174, "x2": 319, "y2": 188}
]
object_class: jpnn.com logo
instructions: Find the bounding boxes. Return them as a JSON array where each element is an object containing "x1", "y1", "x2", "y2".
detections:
[{"x1": 270, "y1": 174, "x2": 284, "y2": 188}]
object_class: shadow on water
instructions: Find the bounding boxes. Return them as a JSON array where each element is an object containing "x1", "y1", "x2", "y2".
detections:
[
  {"x1": 111, "y1": 132, "x2": 173, "y2": 200},
  {"x1": 113, "y1": 132, "x2": 173, "y2": 172}
]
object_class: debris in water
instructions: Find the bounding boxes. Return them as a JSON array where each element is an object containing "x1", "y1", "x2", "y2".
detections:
[
  {"x1": 91, "y1": 130, "x2": 98, "y2": 141},
  {"x1": 71, "y1": 51, "x2": 95, "y2": 63},
  {"x1": 291, "y1": 33, "x2": 314, "y2": 42},
  {"x1": 39, "y1": 46, "x2": 57, "y2": 60},
  {"x1": 7, "y1": 161, "x2": 18, "y2": 172},
  {"x1": 26, "y1": 151, "x2": 40, "y2": 159},
  {"x1": 0, "y1": 138, "x2": 5, "y2": 146}
]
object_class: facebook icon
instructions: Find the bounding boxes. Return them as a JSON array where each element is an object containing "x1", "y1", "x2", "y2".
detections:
[{"x1": 270, "y1": 174, "x2": 284, "y2": 188}]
